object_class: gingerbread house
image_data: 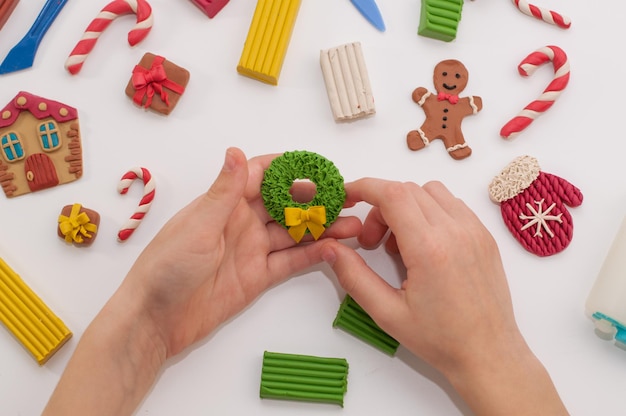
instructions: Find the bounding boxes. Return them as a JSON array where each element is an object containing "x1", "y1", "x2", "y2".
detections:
[{"x1": 0, "y1": 92, "x2": 83, "y2": 198}]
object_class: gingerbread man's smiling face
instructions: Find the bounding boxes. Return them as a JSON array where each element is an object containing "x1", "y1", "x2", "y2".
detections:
[{"x1": 432, "y1": 59, "x2": 469, "y2": 95}]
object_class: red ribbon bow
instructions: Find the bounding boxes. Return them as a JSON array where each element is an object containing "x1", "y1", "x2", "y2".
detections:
[
  {"x1": 132, "y1": 56, "x2": 185, "y2": 109},
  {"x1": 437, "y1": 92, "x2": 459, "y2": 104}
]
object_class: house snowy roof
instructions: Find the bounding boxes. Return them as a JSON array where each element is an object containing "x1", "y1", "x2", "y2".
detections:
[{"x1": 0, "y1": 91, "x2": 78, "y2": 129}]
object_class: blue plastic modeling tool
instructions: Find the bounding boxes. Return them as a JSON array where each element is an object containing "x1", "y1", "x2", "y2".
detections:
[
  {"x1": 0, "y1": 0, "x2": 69, "y2": 75},
  {"x1": 350, "y1": 0, "x2": 385, "y2": 32}
]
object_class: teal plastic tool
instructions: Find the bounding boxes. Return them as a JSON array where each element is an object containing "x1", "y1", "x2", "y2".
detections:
[
  {"x1": 350, "y1": 0, "x2": 385, "y2": 32},
  {"x1": 0, "y1": 0, "x2": 69, "y2": 75}
]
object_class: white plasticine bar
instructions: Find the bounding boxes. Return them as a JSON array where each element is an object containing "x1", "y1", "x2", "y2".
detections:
[
  {"x1": 328, "y1": 43, "x2": 375, "y2": 120},
  {"x1": 320, "y1": 42, "x2": 375, "y2": 121},
  {"x1": 352, "y1": 43, "x2": 374, "y2": 116},
  {"x1": 338, "y1": 45, "x2": 360, "y2": 117},
  {"x1": 343, "y1": 43, "x2": 370, "y2": 117},
  {"x1": 324, "y1": 47, "x2": 349, "y2": 118}
]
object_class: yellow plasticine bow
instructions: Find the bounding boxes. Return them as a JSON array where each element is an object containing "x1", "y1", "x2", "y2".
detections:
[
  {"x1": 284, "y1": 206, "x2": 327, "y2": 243},
  {"x1": 58, "y1": 204, "x2": 97, "y2": 244}
]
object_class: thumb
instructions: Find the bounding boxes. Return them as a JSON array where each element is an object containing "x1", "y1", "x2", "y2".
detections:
[
  {"x1": 199, "y1": 147, "x2": 248, "y2": 226},
  {"x1": 322, "y1": 241, "x2": 401, "y2": 327}
]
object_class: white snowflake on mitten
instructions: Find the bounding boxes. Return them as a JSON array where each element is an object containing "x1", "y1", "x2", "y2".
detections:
[
  {"x1": 519, "y1": 199, "x2": 562, "y2": 238},
  {"x1": 488, "y1": 155, "x2": 583, "y2": 257}
]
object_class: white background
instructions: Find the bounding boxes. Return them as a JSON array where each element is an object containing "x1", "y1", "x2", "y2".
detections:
[{"x1": 0, "y1": 1, "x2": 624, "y2": 414}]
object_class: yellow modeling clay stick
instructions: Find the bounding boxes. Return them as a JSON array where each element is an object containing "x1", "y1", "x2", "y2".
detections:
[
  {"x1": 237, "y1": 0, "x2": 301, "y2": 85},
  {"x1": 0, "y1": 258, "x2": 72, "y2": 365}
]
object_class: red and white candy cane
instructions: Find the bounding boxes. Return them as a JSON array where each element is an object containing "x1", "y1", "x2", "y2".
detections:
[
  {"x1": 65, "y1": 0, "x2": 154, "y2": 75},
  {"x1": 117, "y1": 167, "x2": 155, "y2": 242},
  {"x1": 512, "y1": 0, "x2": 571, "y2": 29},
  {"x1": 500, "y1": 45, "x2": 570, "y2": 139}
]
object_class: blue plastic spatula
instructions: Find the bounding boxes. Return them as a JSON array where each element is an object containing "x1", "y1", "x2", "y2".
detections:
[
  {"x1": 0, "y1": 0, "x2": 69, "y2": 75},
  {"x1": 350, "y1": 0, "x2": 385, "y2": 32}
]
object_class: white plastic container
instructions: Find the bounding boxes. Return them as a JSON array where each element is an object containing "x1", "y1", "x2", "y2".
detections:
[{"x1": 586, "y1": 216, "x2": 626, "y2": 346}]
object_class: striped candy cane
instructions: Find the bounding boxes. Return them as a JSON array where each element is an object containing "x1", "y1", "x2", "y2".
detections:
[
  {"x1": 117, "y1": 167, "x2": 155, "y2": 242},
  {"x1": 512, "y1": 0, "x2": 571, "y2": 29},
  {"x1": 500, "y1": 45, "x2": 570, "y2": 139},
  {"x1": 65, "y1": 0, "x2": 154, "y2": 75}
]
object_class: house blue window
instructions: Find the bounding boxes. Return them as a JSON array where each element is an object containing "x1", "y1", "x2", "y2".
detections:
[
  {"x1": 1, "y1": 132, "x2": 24, "y2": 162},
  {"x1": 39, "y1": 121, "x2": 61, "y2": 151}
]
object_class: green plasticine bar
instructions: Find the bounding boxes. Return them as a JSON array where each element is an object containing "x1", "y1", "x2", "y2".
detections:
[
  {"x1": 337, "y1": 308, "x2": 391, "y2": 347},
  {"x1": 260, "y1": 351, "x2": 349, "y2": 407},
  {"x1": 418, "y1": 0, "x2": 464, "y2": 42},
  {"x1": 424, "y1": 0, "x2": 462, "y2": 21},
  {"x1": 426, "y1": 0, "x2": 463, "y2": 14},
  {"x1": 333, "y1": 294, "x2": 399, "y2": 355},
  {"x1": 262, "y1": 373, "x2": 346, "y2": 387},
  {"x1": 335, "y1": 310, "x2": 399, "y2": 354}
]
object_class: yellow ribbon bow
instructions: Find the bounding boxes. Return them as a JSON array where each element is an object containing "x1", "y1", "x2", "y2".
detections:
[
  {"x1": 58, "y1": 204, "x2": 98, "y2": 244},
  {"x1": 284, "y1": 206, "x2": 327, "y2": 243}
]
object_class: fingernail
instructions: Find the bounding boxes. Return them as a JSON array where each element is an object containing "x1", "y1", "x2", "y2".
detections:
[
  {"x1": 223, "y1": 148, "x2": 236, "y2": 172},
  {"x1": 321, "y1": 245, "x2": 336, "y2": 266}
]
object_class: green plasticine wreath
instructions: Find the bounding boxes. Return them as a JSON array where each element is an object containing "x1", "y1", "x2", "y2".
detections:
[{"x1": 261, "y1": 150, "x2": 346, "y2": 233}]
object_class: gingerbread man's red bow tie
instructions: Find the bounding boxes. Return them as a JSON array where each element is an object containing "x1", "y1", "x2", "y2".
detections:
[{"x1": 437, "y1": 92, "x2": 459, "y2": 104}]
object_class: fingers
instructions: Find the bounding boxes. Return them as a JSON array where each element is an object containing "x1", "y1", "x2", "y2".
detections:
[
  {"x1": 421, "y1": 181, "x2": 468, "y2": 219},
  {"x1": 263, "y1": 217, "x2": 362, "y2": 286},
  {"x1": 244, "y1": 152, "x2": 282, "y2": 200},
  {"x1": 348, "y1": 180, "x2": 428, "y2": 247},
  {"x1": 359, "y1": 207, "x2": 388, "y2": 249},
  {"x1": 346, "y1": 179, "x2": 471, "y2": 240},
  {"x1": 197, "y1": 147, "x2": 249, "y2": 230},
  {"x1": 266, "y1": 216, "x2": 363, "y2": 253},
  {"x1": 384, "y1": 232, "x2": 399, "y2": 254},
  {"x1": 347, "y1": 178, "x2": 461, "y2": 218},
  {"x1": 264, "y1": 240, "x2": 331, "y2": 287},
  {"x1": 346, "y1": 179, "x2": 443, "y2": 228},
  {"x1": 345, "y1": 179, "x2": 441, "y2": 252},
  {"x1": 320, "y1": 241, "x2": 404, "y2": 331}
]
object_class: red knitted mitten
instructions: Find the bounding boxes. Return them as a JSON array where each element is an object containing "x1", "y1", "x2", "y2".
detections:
[{"x1": 489, "y1": 155, "x2": 583, "y2": 257}]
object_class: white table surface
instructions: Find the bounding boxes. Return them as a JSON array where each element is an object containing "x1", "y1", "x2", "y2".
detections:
[{"x1": 1, "y1": 1, "x2": 624, "y2": 414}]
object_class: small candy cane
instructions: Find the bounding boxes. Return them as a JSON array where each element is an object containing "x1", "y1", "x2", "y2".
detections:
[
  {"x1": 65, "y1": 0, "x2": 154, "y2": 75},
  {"x1": 512, "y1": 0, "x2": 571, "y2": 29},
  {"x1": 500, "y1": 45, "x2": 570, "y2": 139},
  {"x1": 117, "y1": 167, "x2": 155, "y2": 242}
]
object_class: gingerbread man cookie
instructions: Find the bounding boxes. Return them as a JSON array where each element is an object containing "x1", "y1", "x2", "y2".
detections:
[{"x1": 407, "y1": 59, "x2": 482, "y2": 160}]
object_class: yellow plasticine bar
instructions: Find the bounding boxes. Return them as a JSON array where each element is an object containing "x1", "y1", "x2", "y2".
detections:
[
  {"x1": 0, "y1": 258, "x2": 72, "y2": 365},
  {"x1": 237, "y1": 0, "x2": 301, "y2": 85}
]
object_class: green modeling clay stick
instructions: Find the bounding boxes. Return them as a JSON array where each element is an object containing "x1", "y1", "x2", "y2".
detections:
[
  {"x1": 260, "y1": 351, "x2": 349, "y2": 407},
  {"x1": 418, "y1": 0, "x2": 464, "y2": 42},
  {"x1": 333, "y1": 294, "x2": 399, "y2": 355}
]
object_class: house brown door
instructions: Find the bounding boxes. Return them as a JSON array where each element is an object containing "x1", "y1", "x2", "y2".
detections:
[{"x1": 24, "y1": 153, "x2": 59, "y2": 192}]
